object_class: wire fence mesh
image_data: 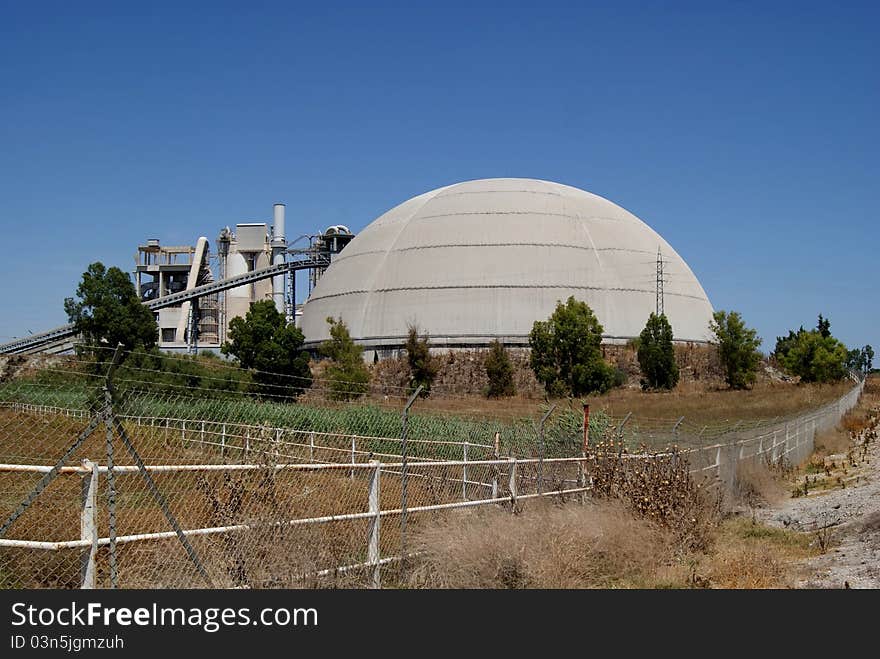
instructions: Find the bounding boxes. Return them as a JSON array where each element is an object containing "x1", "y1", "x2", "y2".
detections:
[{"x1": 0, "y1": 348, "x2": 865, "y2": 589}]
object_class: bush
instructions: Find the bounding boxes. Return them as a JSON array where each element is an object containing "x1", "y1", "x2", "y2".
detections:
[
  {"x1": 221, "y1": 300, "x2": 312, "y2": 398},
  {"x1": 610, "y1": 367, "x2": 628, "y2": 389},
  {"x1": 776, "y1": 316, "x2": 849, "y2": 383},
  {"x1": 485, "y1": 339, "x2": 516, "y2": 398},
  {"x1": 709, "y1": 310, "x2": 762, "y2": 390},
  {"x1": 637, "y1": 313, "x2": 679, "y2": 391},
  {"x1": 405, "y1": 325, "x2": 438, "y2": 397},
  {"x1": 319, "y1": 317, "x2": 370, "y2": 401},
  {"x1": 528, "y1": 296, "x2": 614, "y2": 397}
]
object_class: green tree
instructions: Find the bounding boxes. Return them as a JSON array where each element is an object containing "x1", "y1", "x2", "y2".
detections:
[
  {"x1": 772, "y1": 327, "x2": 806, "y2": 363},
  {"x1": 221, "y1": 300, "x2": 312, "y2": 397},
  {"x1": 485, "y1": 339, "x2": 516, "y2": 398},
  {"x1": 776, "y1": 315, "x2": 850, "y2": 383},
  {"x1": 780, "y1": 331, "x2": 848, "y2": 383},
  {"x1": 846, "y1": 348, "x2": 864, "y2": 373},
  {"x1": 637, "y1": 313, "x2": 679, "y2": 391},
  {"x1": 848, "y1": 344, "x2": 875, "y2": 375},
  {"x1": 405, "y1": 324, "x2": 439, "y2": 397},
  {"x1": 64, "y1": 262, "x2": 158, "y2": 356},
  {"x1": 863, "y1": 345, "x2": 874, "y2": 374},
  {"x1": 319, "y1": 316, "x2": 370, "y2": 401},
  {"x1": 709, "y1": 310, "x2": 762, "y2": 389},
  {"x1": 528, "y1": 296, "x2": 614, "y2": 397}
]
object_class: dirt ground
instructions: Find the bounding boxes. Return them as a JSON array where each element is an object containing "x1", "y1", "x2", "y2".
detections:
[{"x1": 757, "y1": 381, "x2": 880, "y2": 588}]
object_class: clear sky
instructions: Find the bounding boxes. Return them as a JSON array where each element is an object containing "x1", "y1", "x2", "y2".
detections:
[{"x1": 0, "y1": 1, "x2": 877, "y2": 352}]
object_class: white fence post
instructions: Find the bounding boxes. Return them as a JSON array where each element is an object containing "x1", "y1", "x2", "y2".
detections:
[
  {"x1": 491, "y1": 432, "x2": 500, "y2": 499},
  {"x1": 367, "y1": 460, "x2": 381, "y2": 589},
  {"x1": 80, "y1": 459, "x2": 98, "y2": 589},
  {"x1": 201, "y1": 421, "x2": 206, "y2": 445},
  {"x1": 350, "y1": 437, "x2": 356, "y2": 480},
  {"x1": 462, "y1": 441, "x2": 469, "y2": 502},
  {"x1": 577, "y1": 456, "x2": 586, "y2": 505},
  {"x1": 182, "y1": 420, "x2": 186, "y2": 446},
  {"x1": 309, "y1": 432, "x2": 315, "y2": 462},
  {"x1": 221, "y1": 423, "x2": 226, "y2": 457},
  {"x1": 508, "y1": 458, "x2": 517, "y2": 509}
]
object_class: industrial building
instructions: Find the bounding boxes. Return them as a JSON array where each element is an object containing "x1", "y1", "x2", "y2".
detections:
[
  {"x1": 300, "y1": 178, "x2": 715, "y2": 358},
  {"x1": 134, "y1": 204, "x2": 353, "y2": 352},
  {"x1": 0, "y1": 179, "x2": 712, "y2": 358}
]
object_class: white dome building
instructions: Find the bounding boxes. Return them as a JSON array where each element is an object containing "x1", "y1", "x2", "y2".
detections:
[{"x1": 300, "y1": 178, "x2": 714, "y2": 354}]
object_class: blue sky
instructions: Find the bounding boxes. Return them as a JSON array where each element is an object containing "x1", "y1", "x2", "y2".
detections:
[{"x1": 0, "y1": 1, "x2": 877, "y2": 352}]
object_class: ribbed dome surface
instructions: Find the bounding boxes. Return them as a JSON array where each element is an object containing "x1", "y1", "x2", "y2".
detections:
[{"x1": 301, "y1": 178, "x2": 714, "y2": 348}]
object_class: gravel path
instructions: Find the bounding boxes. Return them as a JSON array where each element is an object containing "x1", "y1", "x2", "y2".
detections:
[{"x1": 757, "y1": 417, "x2": 880, "y2": 589}]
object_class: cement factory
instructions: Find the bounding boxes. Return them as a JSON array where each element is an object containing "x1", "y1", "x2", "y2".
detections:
[{"x1": 0, "y1": 178, "x2": 714, "y2": 358}]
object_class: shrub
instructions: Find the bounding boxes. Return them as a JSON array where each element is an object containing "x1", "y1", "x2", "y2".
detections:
[
  {"x1": 404, "y1": 325, "x2": 438, "y2": 397},
  {"x1": 221, "y1": 300, "x2": 312, "y2": 398},
  {"x1": 319, "y1": 317, "x2": 370, "y2": 401},
  {"x1": 777, "y1": 316, "x2": 849, "y2": 383},
  {"x1": 637, "y1": 313, "x2": 679, "y2": 390},
  {"x1": 528, "y1": 296, "x2": 614, "y2": 397},
  {"x1": 485, "y1": 340, "x2": 516, "y2": 398},
  {"x1": 709, "y1": 310, "x2": 762, "y2": 390}
]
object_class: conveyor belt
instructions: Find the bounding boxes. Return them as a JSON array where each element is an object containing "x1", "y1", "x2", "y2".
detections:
[{"x1": 0, "y1": 257, "x2": 328, "y2": 355}]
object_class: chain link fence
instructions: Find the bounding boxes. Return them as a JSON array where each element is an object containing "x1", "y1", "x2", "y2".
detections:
[{"x1": 0, "y1": 349, "x2": 865, "y2": 588}]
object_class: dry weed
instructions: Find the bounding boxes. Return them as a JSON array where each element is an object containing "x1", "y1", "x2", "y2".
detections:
[
  {"x1": 406, "y1": 501, "x2": 682, "y2": 589},
  {"x1": 585, "y1": 440, "x2": 723, "y2": 553},
  {"x1": 733, "y1": 459, "x2": 786, "y2": 509}
]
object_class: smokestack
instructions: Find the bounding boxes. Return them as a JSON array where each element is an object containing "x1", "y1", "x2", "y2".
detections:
[
  {"x1": 273, "y1": 203, "x2": 285, "y2": 241},
  {"x1": 271, "y1": 203, "x2": 287, "y2": 316}
]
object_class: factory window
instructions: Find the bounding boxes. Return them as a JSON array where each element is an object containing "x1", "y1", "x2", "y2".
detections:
[{"x1": 161, "y1": 329, "x2": 175, "y2": 343}]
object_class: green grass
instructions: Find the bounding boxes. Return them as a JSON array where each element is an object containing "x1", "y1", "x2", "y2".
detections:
[{"x1": 0, "y1": 376, "x2": 618, "y2": 461}]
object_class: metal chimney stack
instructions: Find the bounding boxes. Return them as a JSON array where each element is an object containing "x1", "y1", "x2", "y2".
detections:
[{"x1": 271, "y1": 203, "x2": 287, "y2": 316}]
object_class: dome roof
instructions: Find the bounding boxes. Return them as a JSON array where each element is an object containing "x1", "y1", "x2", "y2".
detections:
[{"x1": 300, "y1": 178, "x2": 714, "y2": 348}]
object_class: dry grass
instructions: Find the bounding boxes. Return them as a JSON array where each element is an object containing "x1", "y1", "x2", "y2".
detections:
[
  {"x1": 403, "y1": 502, "x2": 819, "y2": 589},
  {"x1": 407, "y1": 379, "x2": 852, "y2": 426},
  {"x1": 701, "y1": 517, "x2": 818, "y2": 589},
  {"x1": 733, "y1": 459, "x2": 787, "y2": 509},
  {"x1": 0, "y1": 407, "x2": 461, "y2": 588},
  {"x1": 405, "y1": 501, "x2": 684, "y2": 589},
  {"x1": 812, "y1": 426, "x2": 853, "y2": 458},
  {"x1": 591, "y1": 380, "x2": 852, "y2": 425}
]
